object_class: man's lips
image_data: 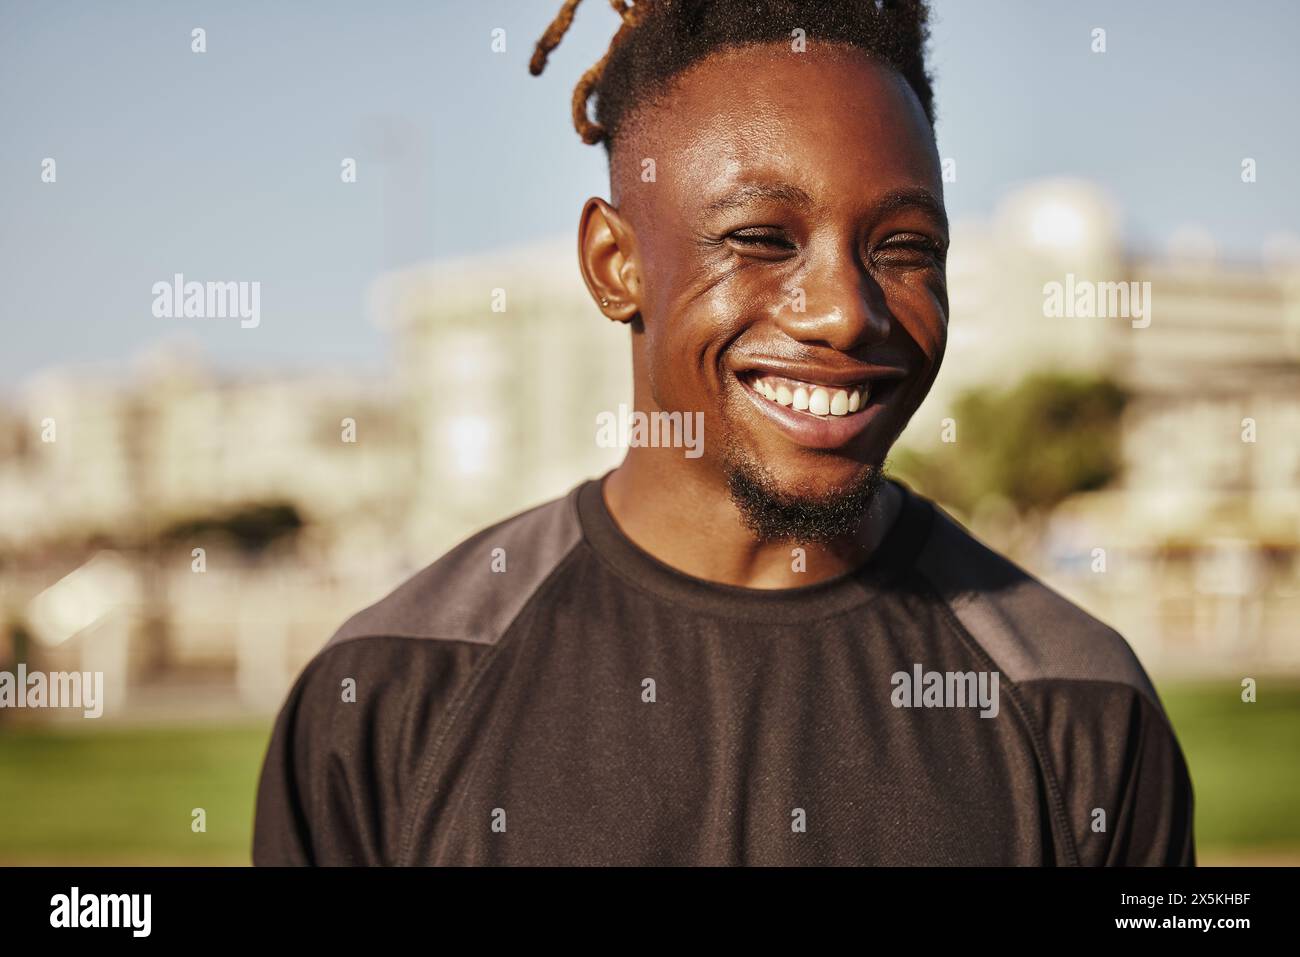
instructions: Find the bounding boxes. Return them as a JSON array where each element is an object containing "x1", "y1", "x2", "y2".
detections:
[
  {"x1": 732, "y1": 366, "x2": 906, "y2": 451},
  {"x1": 734, "y1": 358, "x2": 908, "y2": 390}
]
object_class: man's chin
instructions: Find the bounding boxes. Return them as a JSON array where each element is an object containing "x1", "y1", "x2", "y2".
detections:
[{"x1": 723, "y1": 455, "x2": 886, "y2": 545}]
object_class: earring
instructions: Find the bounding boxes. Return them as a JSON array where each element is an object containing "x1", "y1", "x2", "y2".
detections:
[{"x1": 600, "y1": 296, "x2": 610, "y2": 308}]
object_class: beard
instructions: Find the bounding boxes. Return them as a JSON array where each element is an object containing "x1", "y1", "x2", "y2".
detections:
[{"x1": 721, "y1": 440, "x2": 887, "y2": 544}]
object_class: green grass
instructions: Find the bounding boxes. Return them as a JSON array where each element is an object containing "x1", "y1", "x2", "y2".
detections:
[
  {"x1": 1159, "y1": 679, "x2": 1300, "y2": 864},
  {"x1": 0, "y1": 681, "x2": 1296, "y2": 865},
  {"x1": 0, "y1": 721, "x2": 273, "y2": 865}
]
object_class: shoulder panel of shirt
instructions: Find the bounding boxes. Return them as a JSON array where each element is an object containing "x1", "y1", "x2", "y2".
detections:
[
  {"x1": 253, "y1": 483, "x2": 585, "y2": 864},
  {"x1": 1013, "y1": 677, "x2": 1196, "y2": 866},
  {"x1": 910, "y1": 495, "x2": 1160, "y2": 709},
  {"x1": 325, "y1": 482, "x2": 585, "y2": 649}
]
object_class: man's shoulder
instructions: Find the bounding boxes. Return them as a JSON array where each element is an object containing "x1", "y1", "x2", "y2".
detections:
[
  {"x1": 323, "y1": 482, "x2": 587, "y2": 654},
  {"x1": 906, "y1": 489, "x2": 1159, "y2": 707}
]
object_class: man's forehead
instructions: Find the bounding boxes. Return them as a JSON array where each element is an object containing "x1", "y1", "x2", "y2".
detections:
[
  {"x1": 611, "y1": 50, "x2": 938, "y2": 210},
  {"x1": 616, "y1": 141, "x2": 944, "y2": 231}
]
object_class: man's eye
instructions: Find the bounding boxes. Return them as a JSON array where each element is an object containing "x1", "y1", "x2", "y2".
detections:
[
  {"x1": 873, "y1": 236, "x2": 946, "y2": 267},
  {"x1": 727, "y1": 229, "x2": 795, "y2": 251}
]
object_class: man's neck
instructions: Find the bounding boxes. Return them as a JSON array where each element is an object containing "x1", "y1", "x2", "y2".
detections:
[{"x1": 600, "y1": 451, "x2": 903, "y2": 589}]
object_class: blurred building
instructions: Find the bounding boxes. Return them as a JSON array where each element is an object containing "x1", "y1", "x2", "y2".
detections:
[
  {"x1": 1, "y1": 179, "x2": 1297, "y2": 721},
  {"x1": 0, "y1": 353, "x2": 423, "y2": 716},
  {"x1": 0, "y1": 238, "x2": 630, "y2": 720},
  {"x1": 919, "y1": 178, "x2": 1300, "y2": 676},
  {"x1": 370, "y1": 236, "x2": 632, "y2": 546}
]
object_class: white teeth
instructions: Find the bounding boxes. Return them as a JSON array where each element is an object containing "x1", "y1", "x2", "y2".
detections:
[{"x1": 751, "y1": 375, "x2": 868, "y2": 417}]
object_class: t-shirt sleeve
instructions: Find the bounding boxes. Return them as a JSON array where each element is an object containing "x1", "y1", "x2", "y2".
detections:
[
  {"x1": 252, "y1": 659, "x2": 319, "y2": 865},
  {"x1": 251, "y1": 635, "x2": 489, "y2": 866},
  {"x1": 1019, "y1": 679, "x2": 1196, "y2": 866},
  {"x1": 251, "y1": 647, "x2": 378, "y2": 865},
  {"x1": 1102, "y1": 691, "x2": 1196, "y2": 866}
]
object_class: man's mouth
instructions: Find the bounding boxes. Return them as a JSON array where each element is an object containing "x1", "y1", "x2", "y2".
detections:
[
  {"x1": 741, "y1": 373, "x2": 870, "y2": 418},
  {"x1": 733, "y1": 367, "x2": 904, "y2": 451}
]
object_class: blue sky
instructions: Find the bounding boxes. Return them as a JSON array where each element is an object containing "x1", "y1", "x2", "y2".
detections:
[{"x1": 2, "y1": 0, "x2": 1297, "y2": 384}]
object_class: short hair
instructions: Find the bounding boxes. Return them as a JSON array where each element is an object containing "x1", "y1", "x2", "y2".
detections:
[{"x1": 529, "y1": 0, "x2": 936, "y2": 156}]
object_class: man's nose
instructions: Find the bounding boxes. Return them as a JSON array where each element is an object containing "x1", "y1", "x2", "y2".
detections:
[{"x1": 775, "y1": 259, "x2": 891, "y2": 353}]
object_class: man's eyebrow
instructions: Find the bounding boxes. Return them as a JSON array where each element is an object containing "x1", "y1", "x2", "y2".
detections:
[
  {"x1": 701, "y1": 182, "x2": 948, "y2": 230},
  {"x1": 702, "y1": 182, "x2": 814, "y2": 215},
  {"x1": 875, "y1": 187, "x2": 949, "y2": 230}
]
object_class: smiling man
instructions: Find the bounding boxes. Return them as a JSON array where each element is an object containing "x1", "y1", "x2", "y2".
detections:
[{"x1": 254, "y1": 0, "x2": 1194, "y2": 866}]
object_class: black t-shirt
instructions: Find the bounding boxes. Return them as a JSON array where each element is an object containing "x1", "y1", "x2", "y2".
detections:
[{"x1": 253, "y1": 475, "x2": 1195, "y2": 865}]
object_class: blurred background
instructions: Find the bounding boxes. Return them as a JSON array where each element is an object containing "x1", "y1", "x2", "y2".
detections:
[{"x1": 1, "y1": 0, "x2": 1297, "y2": 864}]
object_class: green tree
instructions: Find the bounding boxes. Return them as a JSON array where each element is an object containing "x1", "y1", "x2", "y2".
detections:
[
  {"x1": 158, "y1": 501, "x2": 304, "y2": 553},
  {"x1": 890, "y1": 372, "x2": 1128, "y2": 518}
]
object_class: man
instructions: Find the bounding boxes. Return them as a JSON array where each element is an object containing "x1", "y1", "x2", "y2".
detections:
[{"x1": 254, "y1": 0, "x2": 1194, "y2": 865}]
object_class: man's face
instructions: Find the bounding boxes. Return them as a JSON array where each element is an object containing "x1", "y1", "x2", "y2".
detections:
[{"x1": 613, "y1": 43, "x2": 949, "y2": 538}]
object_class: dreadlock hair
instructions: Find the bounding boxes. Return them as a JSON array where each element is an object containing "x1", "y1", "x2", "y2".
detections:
[{"x1": 529, "y1": 0, "x2": 935, "y2": 155}]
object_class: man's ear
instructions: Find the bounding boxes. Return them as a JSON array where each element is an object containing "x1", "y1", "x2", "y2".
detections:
[{"x1": 577, "y1": 197, "x2": 641, "y2": 324}]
